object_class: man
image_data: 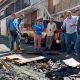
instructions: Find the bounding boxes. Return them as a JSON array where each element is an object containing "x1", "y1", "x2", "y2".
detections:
[
  {"x1": 14, "y1": 15, "x2": 24, "y2": 35},
  {"x1": 46, "y1": 18, "x2": 57, "y2": 50},
  {"x1": 7, "y1": 13, "x2": 20, "y2": 52},
  {"x1": 32, "y1": 20, "x2": 44, "y2": 51},
  {"x1": 60, "y1": 15, "x2": 66, "y2": 52},
  {"x1": 14, "y1": 15, "x2": 24, "y2": 49},
  {"x1": 63, "y1": 11, "x2": 77, "y2": 54},
  {"x1": 7, "y1": 13, "x2": 19, "y2": 51},
  {"x1": 75, "y1": 10, "x2": 80, "y2": 58}
]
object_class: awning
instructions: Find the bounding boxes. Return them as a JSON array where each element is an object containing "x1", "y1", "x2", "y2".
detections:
[{"x1": 16, "y1": 6, "x2": 38, "y2": 16}]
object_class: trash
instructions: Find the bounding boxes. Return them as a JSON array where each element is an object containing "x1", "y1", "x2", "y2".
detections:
[{"x1": 63, "y1": 58, "x2": 80, "y2": 67}]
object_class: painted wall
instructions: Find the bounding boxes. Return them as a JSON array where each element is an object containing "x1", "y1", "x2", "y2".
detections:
[{"x1": 1, "y1": 18, "x2": 7, "y2": 36}]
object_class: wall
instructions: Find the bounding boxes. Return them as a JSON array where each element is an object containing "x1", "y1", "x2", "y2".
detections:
[{"x1": 1, "y1": 18, "x2": 7, "y2": 36}]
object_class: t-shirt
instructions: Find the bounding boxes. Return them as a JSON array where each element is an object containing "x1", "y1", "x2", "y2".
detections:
[
  {"x1": 14, "y1": 18, "x2": 22, "y2": 29},
  {"x1": 7, "y1": 18, "x2": 17, "y2": 32},
  {"x1": 46, "y1": 22, "x2": 57, "y2": 36},
  {"x1": 32, "y1": 24, "x2": 43, "y2": 35},
  {"x1": 63, "y1": 16, "x2": 77, "y2": 34}
]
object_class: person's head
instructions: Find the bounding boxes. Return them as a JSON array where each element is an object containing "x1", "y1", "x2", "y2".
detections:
[
  {"x1": 36, "y1": 20, "x2": 40, "y2": 25},
  {"x1": 50, "y1": 18, "x2": 54, "y2": 23},
  {"x1": 66, "y1": 11, "x2": 72, "y2": 19},
  {"x1": 60, "y1": 15, "x2": 65, "y2": 22},
  {"x1": 11, "y1": 13, "x2": 16, "y2": 20},
  {"x1": 19, "y1": 15, "x2": 24, "y2": 20},
  {"x1": 77, "y1": 9, "x2": 80, "y2": 16}
]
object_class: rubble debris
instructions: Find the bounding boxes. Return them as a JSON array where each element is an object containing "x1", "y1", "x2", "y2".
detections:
[
  {"x1": 0, "y1": 60, "x2": 39, "y2": 80},
  {"x1": 63, "y1": 58, "x2": 80, "y2": 67},
  {"x1": 5, "y1": 54, "x2": 45, "y2": 65}
]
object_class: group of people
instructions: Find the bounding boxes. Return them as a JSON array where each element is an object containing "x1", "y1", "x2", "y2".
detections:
[
  {"x1": 59, "y1": 10, "x2": 80, "y2": 58},
  {"x1": 7, "y1": 10, "x2": 80, "y2": 58},
  {"x1": 32, "y1": 18, "x2": 57, "y2": 51},
  {"x1": 7, "y1": 13, "x2": 24, "y2": 53},
  {"x1": 32, "y1": 10, "x2": 80, "y2": 59}
]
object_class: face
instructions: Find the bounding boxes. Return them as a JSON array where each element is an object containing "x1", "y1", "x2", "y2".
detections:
[
  {"x1": 20, "y1": 15, "x2": 24, "y2": 20},
  {"x1": 66, "y1": 11, "x2": 72, "y2": 18},
  {"x1": 50, "y1": 18, "x2": 53, "y2": 23},
  {"x1": 60, "y1": 17, "x2": 65, "y2": 22},
  {"x1": 36, "y1": 21, "x2": 40, "y2": 25},
  {"x1": 77, "y1": 10, "x2": 80, "y2": 16},
  {"x1": 11, "y1": 14, "x2": 16, "y2": 20}
]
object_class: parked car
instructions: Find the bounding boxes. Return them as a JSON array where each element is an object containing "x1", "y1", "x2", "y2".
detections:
[{"x1": 21, "y1": 21, "x2": 62, "y2": 45}]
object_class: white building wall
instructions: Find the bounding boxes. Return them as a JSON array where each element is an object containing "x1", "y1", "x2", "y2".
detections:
[
  {"x1": 1, "y1": 18, "x2": 6, "y2": 36},
  {"x1": 30, "y1": 0, "x2": 48, "y2": 19}
]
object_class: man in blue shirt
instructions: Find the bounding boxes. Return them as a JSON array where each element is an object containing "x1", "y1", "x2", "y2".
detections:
[
  {"x1": 63, "y1": 11, "x2": 78, "y2": 54},
  {"x1": 7, "y1": 13, "x2": 20, "y2": 51}
]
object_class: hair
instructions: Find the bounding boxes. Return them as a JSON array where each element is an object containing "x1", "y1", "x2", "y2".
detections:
[
  {"x1": 60, "y1": 15, "x2": 65, "y2": 18},
  {"x1": 20, "y1": 15, "x2": 24, "y2": 17},
  {"x1": 11, "y1": 13, "x2": 16, "y2": 17}
]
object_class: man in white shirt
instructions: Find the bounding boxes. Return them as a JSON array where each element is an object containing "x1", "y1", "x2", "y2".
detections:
[
  {"x1": 63, "y1": 11, "x2": 78, "y2": 54},
  {"x1": 45, "y1": 18, "x2": 57, "y2": 50}
]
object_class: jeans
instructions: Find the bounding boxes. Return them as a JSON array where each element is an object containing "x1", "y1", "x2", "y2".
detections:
[
  {"x1": 66, "y1": 32, "x2": 77, "y2": 54},
  {"x1": 34, "y1": 34, "x2": 41, "y2": 49},
  {"x1": 9, "y1": 33, "x2": 20, "y2": 50},
  {"x1": 60, "y1": 32, "x2": 66, "y2": 51},
  {"x1": 75, "y1": 35, "x2": 80, "y2": 57}
]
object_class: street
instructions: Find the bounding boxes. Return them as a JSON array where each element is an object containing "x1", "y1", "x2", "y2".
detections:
[
  {"x1": 0, "y1": 0, "x2": 80, "y2": 80},
  {"x1": 0, "y1": 36, "x2": 80, "y2": 80}
]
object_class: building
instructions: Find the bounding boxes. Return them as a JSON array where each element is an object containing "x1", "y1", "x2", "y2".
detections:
[
  {"x1": 52, "y1": 0, "x2": 80, "y2": 20},
  {"x1": 0, "y1": 0, "x2": 52, "y2": 36},
  {"x1": 1, "y1": 0, "x2": 79, "y2": 36}
]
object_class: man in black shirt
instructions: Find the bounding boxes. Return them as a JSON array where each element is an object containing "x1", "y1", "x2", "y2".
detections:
[{"x1": 75, "y1": 10, "x2": 80, "y2": 58}]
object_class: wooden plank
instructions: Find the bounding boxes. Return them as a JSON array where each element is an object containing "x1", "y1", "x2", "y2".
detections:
[
  {"x1": 6, "y1": 54, "x2": 23, "y2": 61},
  {"x1": 14, "y1": 56, "x2": 45, "y2": 65},
  {"x1": 5, "y1": 54, "x2": 45, "y2": 65}
]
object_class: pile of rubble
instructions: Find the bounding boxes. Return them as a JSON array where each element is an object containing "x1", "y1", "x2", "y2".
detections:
[
  {"x1": 0, "y1": 57, "x2": 80, "y2": 80},
  {"x1": 0, "y1": 59, "x2": 35, "y2": 80},
  {"x1": 26, "y1": 59, "x2": 80, "y2": 80},
  {"x1": 33, "y1": 59, "x2": 65, "y2": 72}
]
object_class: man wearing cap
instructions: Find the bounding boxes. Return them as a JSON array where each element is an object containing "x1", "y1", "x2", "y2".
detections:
[{"x1": 63, "y1": 11, "x2": 78, "y2": 54}]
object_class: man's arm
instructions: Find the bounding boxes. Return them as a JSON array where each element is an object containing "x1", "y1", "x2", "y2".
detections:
[
  {"x1": 46, "y1": 23, "x2": 49, "y2": 33},
  {"x1": 70, "y1": 16, "x2": 78, "y2": 27},
  {"x1": 53, "y1": 23, "x2": 57, "y2": 32}
]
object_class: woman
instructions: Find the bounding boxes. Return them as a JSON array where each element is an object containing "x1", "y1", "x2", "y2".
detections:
[{"x1": 32, "y1": 20, "x2": 44, "y2": 51}]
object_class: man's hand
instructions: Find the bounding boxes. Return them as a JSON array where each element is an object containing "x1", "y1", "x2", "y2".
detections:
[
  {"x1": 50, "y1": 29, "x2": 52, "y2": 31},
  {"x1": 70, "y1": 24, "x2": 77, "y2": 27}
]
